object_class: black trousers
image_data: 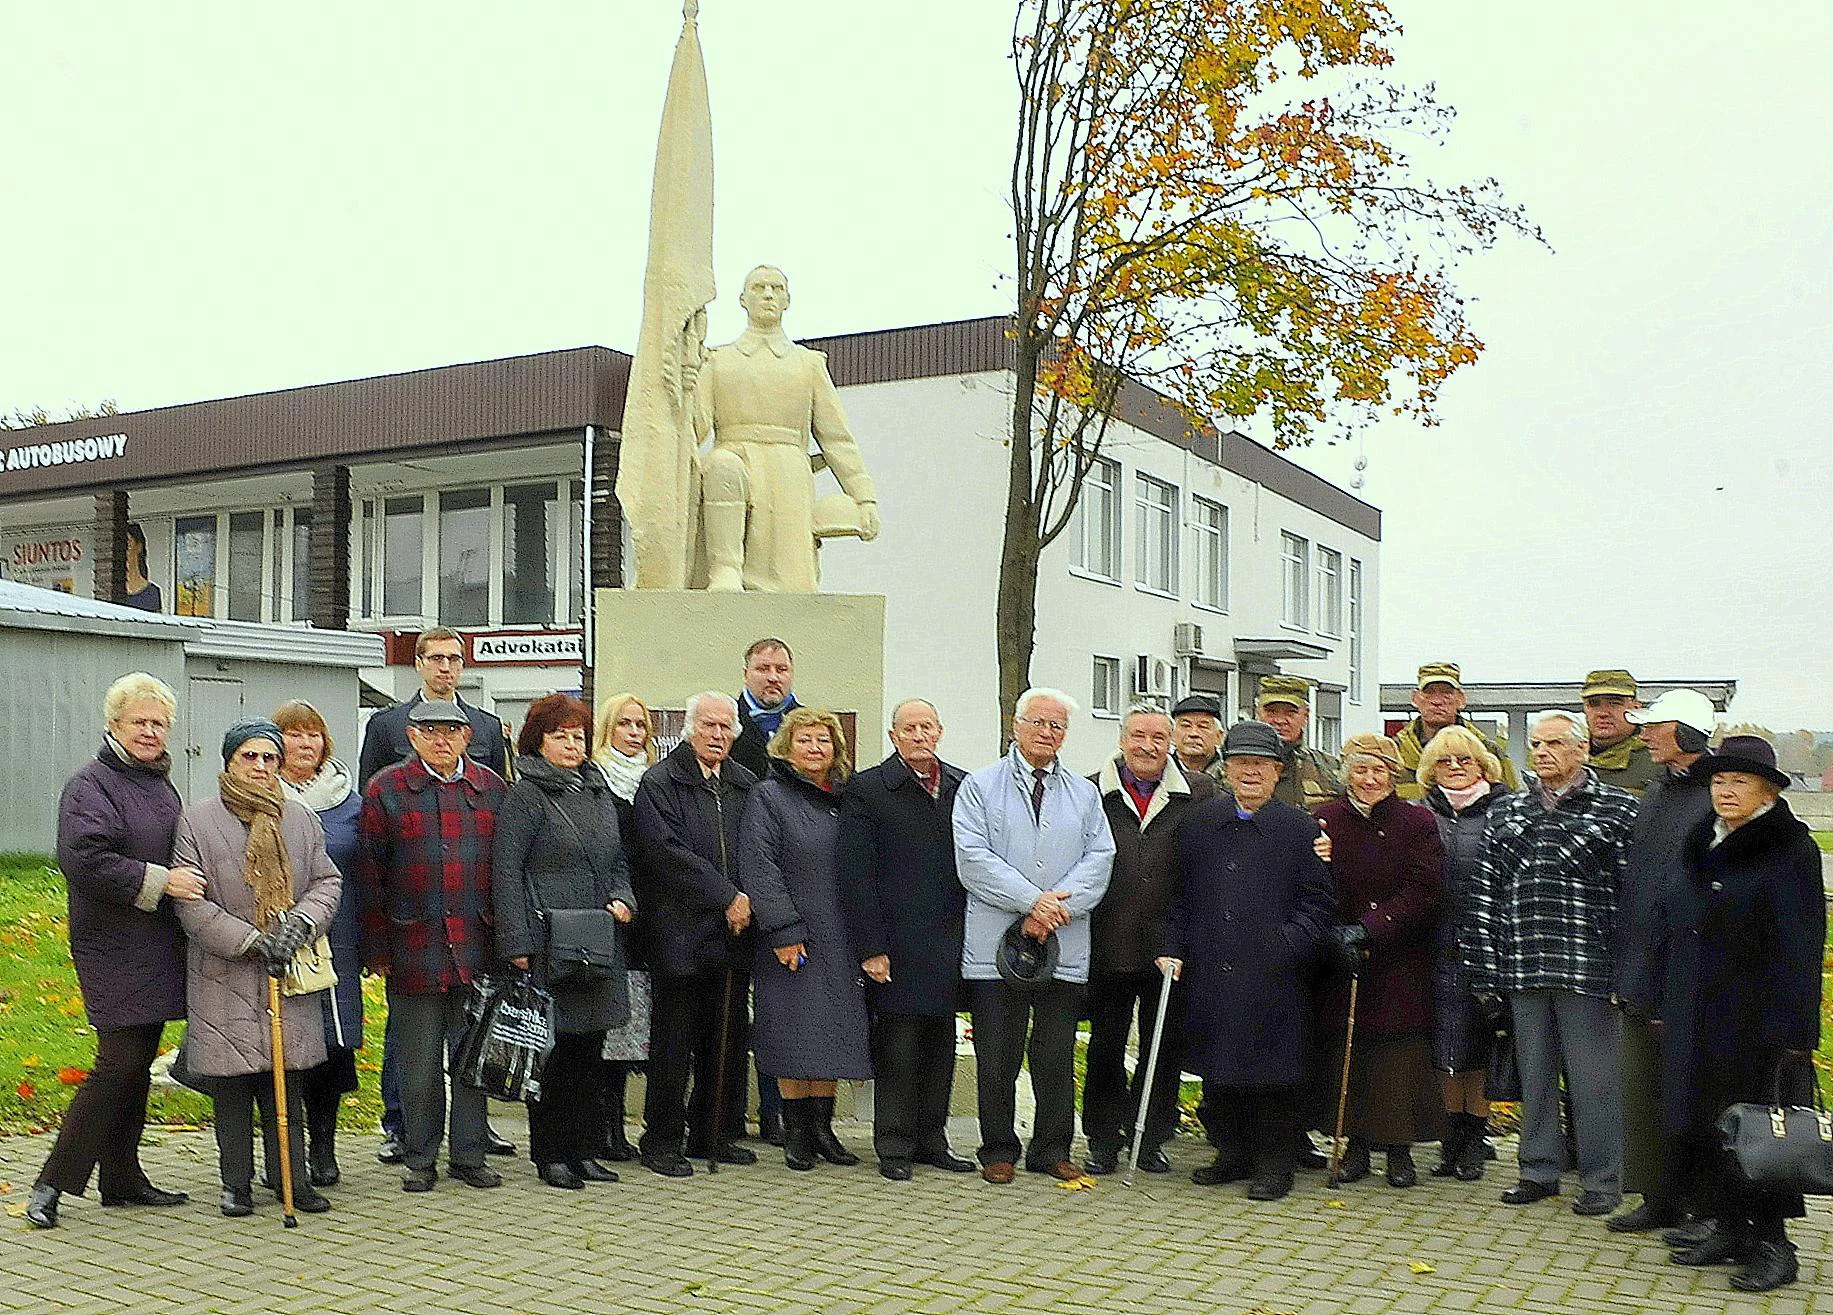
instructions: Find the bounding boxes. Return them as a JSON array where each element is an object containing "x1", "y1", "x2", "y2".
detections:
[
  {"x1": 36, "y1": 1022, "x2": 166, "y2": 1197},
  {"x1": 640, "y1": 970, "x2": 750, "y2": 1156},
  {"x1": 968, "y1": 979, "x2": 1085, "y2": 1169},
  {"x1": 212, "y1": 1072, "x2": 308, "y2": 1193},
  {"x1": 1081, "y1": 971, "x2": 1185, "y2": 1155},
  {"x1": 1205, "y1": 1084, "x2": 1300, "y2": 1177},
  {"x1": 870, "y1": 1012, "x2": 958, "y2": 1162},
  {"x1": 528, "y1": 1030, "x2": 608, "y2": 1165}
]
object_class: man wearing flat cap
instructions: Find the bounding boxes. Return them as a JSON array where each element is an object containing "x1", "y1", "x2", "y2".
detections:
[
  {"x1": 1395, "y1": 662, "x2": 1519, "y2": 800},
  {"x1": 1254, "y1": 676, "x2": 1343, "y2": 813},
  {"x1": 1160, "y1": 721, "x2": 1336, "y2": 1201},
  {"x1": 1582, "y1": 669, "x2": 1661, "y2": 797},
  {"x1": 1169, "y1": 693, "x2": 1227, "y2": 783},
  {"x1": 355, "y1": 700, "x2": 509, "y2": 1193}
]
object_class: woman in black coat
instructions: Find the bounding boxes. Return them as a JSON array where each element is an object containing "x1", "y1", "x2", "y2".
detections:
[
  {"x1": 1658, "y1": 738, "x2": 1824, "y2": 1293},
  {"x1": 28, "y1": 674, "x2": 204, "y2": 1230},
  {"x1": 493, "y1": 695, "x2": 636, "y2": 1191},
  {"x1": 742, "y1": 707, "x2": 872, "y2": 1171},
  {"x1": 1418, "y1": 725, "x2": 1511, "y2": 1180}
]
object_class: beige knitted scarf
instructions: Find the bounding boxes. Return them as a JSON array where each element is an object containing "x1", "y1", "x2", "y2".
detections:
[{"x1": 218, "y1": 772, "x2": 295, "y2": 929}]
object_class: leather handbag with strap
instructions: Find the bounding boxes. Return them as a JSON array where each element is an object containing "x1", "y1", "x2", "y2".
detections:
[
  {"x1": 1717, "y1": 1061, "x2": 1833, "y2": 1196},
  {"x1": 526, "y1": 787, "x2": 622, "y2": 988},
  {"x1": 281, "y1": 933, "x2": 338, "y2": 998}
]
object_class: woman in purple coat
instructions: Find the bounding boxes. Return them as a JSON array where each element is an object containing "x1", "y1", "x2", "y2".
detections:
[{"x1": 26, "y1": 674, "x2": 206, "y2": 1230}]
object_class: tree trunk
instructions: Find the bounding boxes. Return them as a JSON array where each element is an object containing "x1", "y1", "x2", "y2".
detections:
[{"x1": 995, "y1": 349, "x2": 1044, "y2": 749}]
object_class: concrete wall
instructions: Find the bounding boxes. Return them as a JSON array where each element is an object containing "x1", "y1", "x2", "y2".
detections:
[{"x1": 0, "y1": 627, "x2": 186, "y2": 854}]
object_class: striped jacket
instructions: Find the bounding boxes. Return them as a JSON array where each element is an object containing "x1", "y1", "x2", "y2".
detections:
[
  {"x1": 356, "y1": 755, "x2": 508, "y2": 995},
  {"x1": 1461, "y1": 768, "x2": 1637, "y2": 998}
]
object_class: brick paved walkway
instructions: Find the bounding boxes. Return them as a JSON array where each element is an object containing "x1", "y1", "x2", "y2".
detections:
[{"x1": 3, "y1": 1114, "x2": 1827, "y2": 1314}]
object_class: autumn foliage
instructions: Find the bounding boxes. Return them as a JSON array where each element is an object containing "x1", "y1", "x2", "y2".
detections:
[{"x1": 994, "y1": 0, "x2": 1539, "y2": 721}]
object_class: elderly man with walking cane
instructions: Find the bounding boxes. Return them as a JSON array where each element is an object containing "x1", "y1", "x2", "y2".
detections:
[
  {"x1": 1160, "y1": 721, "x2": 1337, "y2": 1201},
  {"x1": 632, "y1": 692, "x2": 759, "y2": 1176}
]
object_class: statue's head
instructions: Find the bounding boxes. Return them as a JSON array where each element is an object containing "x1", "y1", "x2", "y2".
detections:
[{"x1": 738, "y1": 265, "x2": 790, "y2": 329}]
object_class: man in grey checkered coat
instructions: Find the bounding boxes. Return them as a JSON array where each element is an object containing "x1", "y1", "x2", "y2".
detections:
[{"x1": 1462, "y1": 709, "x2": 1638, "y2": 1217}]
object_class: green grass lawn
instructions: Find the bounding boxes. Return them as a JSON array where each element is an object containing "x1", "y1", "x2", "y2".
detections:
[
  {"x1": 1813, "y1": 831, "x2": 1833, "y2": 853},
  {"x1": 0, "y1": 853, "x2": 385, "y2": 1136}
]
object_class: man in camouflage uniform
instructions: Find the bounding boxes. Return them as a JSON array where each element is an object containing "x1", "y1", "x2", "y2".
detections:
[
  {"x1": 1394, "y1": 662, "x2": 1520, "y2": 800},
  {"x1": 1254, "y1": 676, "x2": 1342, "y2": 812},
  {"x1": 1169, "y1": 693, "x2": 1226, "y2": 782},
  {"x1": 1581, "y1": 669, "x2": 1661, "y2": 798}
]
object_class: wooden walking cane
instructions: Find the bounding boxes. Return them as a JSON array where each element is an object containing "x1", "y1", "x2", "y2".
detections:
[
  {"x1": 705, "y1": 965, "x2": 737, "y2": 1175},
  {"x1": 1123, "y1": 961, "x2": 1178, "y2": 1187},
  {"x1": 1326, "y1": 969, "x2": 1360, "y2": 1188},
  {"x1": 267, "y1": 976, "x2": 297, "y2": 1228}
]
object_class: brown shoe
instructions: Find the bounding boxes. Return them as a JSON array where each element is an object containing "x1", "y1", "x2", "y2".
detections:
[
  {"x1": 981, "y1": 1161, "x2": 1016, "y2": 1184},
  {"x1": 1046, "y1": 1160, "x2": 1084, "y2": 1181}
]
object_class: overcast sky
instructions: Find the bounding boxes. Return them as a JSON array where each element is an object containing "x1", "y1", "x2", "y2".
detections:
[{"x1": 5, "y1": 2, "x2": 1828, "y2": 728}]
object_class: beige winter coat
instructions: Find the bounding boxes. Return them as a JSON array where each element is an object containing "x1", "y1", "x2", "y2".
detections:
[{"x1": 173, "y1": 798, "x2": 343, "y2": 1077}]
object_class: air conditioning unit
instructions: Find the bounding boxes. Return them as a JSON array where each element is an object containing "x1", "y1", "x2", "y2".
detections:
[
  {"x1": 1133, "y1": 654, "x2": 1173, "y2": 698},
  {"x1": 1173, "y1": 622, "x2": 1204, "y2": 658}
]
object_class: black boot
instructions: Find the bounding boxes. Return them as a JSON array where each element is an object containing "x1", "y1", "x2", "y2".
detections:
[
  {"x1": 808, "y1": 1095, "x2": 860, "y2": 1166},
  {"x1": 601, "y1": 1066, "x2": 636, "y2": 1162},
  {"x1": 1455, "y1": 1113, "x2": 1488, "y2": 1181},
  {"x1": 1333, "y1": 1137, "x2": 1371, "y2": 1184},
  {"x1": 1730, "y1": 1240, "x2": 1799, "y2": 1292},
  {"x1": 782, "y1": 1098, "x2": 817, "y2": 1171},
  {"x1": 307, "y1": 1102, "x2": 340, "y2": 1188},
  {"x1": 1432, "y1": 1115, "x2": 1468, "y2": 1177}
]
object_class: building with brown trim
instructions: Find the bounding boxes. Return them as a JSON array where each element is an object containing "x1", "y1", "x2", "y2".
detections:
[{"x1": 0, "y1": 316, "x2": 1381, "y2": 770}]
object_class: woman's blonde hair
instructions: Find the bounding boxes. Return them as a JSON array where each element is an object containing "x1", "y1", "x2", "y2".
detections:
[
  {"x1": 272, "y1": 699, "x2": 333, "y2": 765},
  {"x1": 594, "y1": 692, "x2": 657, "y2": 765},
  {"x1": 103, "y1": 672, "x2": 177, "y2": 726},
  {"x1": 767, "y1": 706, "x2": 851, "y2": 785},
  {"x1": 1417, "y1": 724, "x2": 1504, "y2": 786}
]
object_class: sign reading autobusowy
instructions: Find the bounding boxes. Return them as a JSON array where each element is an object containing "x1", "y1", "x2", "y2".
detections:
[{"x1": 4, "y1": 432, "x2": 129, "y2": 473}]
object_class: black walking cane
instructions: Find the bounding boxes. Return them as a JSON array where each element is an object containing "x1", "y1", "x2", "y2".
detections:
[
  {"x1": 267, "y1": 976, "x2": 298, "y2": 1228},
  {"x1": 1123, "y1": 960, "x2": 1178, "y2": 1187},
  {"x1": 705, "y1": 964, "x2": 737, "y2": 1175}
]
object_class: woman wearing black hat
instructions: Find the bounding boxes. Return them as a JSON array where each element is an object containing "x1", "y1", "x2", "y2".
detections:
[
  {"x1": 172, "y1": 719, "x2": 344, "y2": 1218},
  {"x1": 1658, "y1": 736, "x2": 1823, "y2": 1292}
]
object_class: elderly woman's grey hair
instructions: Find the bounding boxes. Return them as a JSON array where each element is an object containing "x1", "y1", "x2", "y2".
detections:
[
  {"x1": 103, "y1": 672, "x2": 178, "y2": 726},
  {"x1": 1015, "y1": 687, "x2": 1079, "y2": 721},
  {"x1": 1530, "y1": 710, "x2": 1589, "y2": 745},
  {"x1": 684, "y1": 690, "x2": 740, "y2": 730}
]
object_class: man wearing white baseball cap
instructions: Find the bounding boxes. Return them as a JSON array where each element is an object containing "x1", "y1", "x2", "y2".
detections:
[{"x1": 1606, "y1": 689, "x2": 1718, "y2": 1238}]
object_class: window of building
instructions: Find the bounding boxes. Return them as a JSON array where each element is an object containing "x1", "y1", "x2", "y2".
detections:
[
  {"x1": 1281, "y1": 532, "x2": 1310, "y2": 629},
  {"x1": 1315, "y1": 689, "x2": 1344, "y2": 754},
  {"x1": 289, "y1": 509, "x2": 313, "y2": 622},
  {"x1": 382, "y1": 496, "x2": 424, "y2": 617},
  {"x1": 1316, "y1": 546, "x2": 1343, "y2": 637},
  {"x1": 1190, "y1": 496, "x2": 1228, "y2": 611},
  {"x1": 1091, "y1": 655, "x2": 1122, "y2": 717},
  {"x1": 174, "y1": 515, "x2": 216, "y2": 618},
  {"x1": 226, "y1": 511, "x2": 265, "y2": 622},
  {"x1": 1348, "y1": 558, "x2": 1365, "y2": 703},
  {"x1": 1073, "y1": 457, "x2": 1121, "y2": 581},
  {"x1": 568, "y1": 479, "x2": 585, "y2": 625},
  {"x1": 438, "y1": 489, "x2": 492, "y2": 627},
  {"x1": 1134, "y1": 473, "x2": 1179, "y2": 594},
  {"x1": 502, "y1": 482, "x2": 558, "y2": 625}
]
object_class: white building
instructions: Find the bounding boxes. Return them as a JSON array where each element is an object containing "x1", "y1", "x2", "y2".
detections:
[{"x1": 0, "y1": 318, "x2": 1379, "y2": 775}]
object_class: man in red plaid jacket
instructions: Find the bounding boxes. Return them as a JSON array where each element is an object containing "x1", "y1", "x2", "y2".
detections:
[{"x1": 357, "y1": 700, "x2": 508, "y2": 1193}]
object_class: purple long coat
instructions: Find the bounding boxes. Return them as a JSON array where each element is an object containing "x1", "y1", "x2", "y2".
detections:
[{"x1": 55, "y1": 742, "x2": 187, "y2": 1031}]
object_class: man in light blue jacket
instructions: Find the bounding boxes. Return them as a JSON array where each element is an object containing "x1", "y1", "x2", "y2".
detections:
[{"x1": 953, "y1": 688, "x2": 1114, "y2": 1184}]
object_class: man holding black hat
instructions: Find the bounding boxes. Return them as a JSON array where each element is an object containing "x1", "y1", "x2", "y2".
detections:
[
  {"x1": 1395, "y1": 662, "x2": 1518, "y2": 799},
  {"x1": 1254, "y1": 676, "x2": 1343, "y2": 812},
  {"x1": 953, "y1": 689, "x2": 1113, "y2": 1185},
  {"x1": 355, "y1": 700, "x2": 508, "y2": 1193},
  {"x1": 1160, "y1": 721, "x2": 1336, "y2": 1201},
  {"x1": 1607, "y1": 689, "x2": 1718, "y2": 1236},
  {"x1": 1583, "y1": 669, "x2": 1661, "y2": 797},
  {"x1": 1170, "y1": 693, "x2": 1226, "y2": 782}
]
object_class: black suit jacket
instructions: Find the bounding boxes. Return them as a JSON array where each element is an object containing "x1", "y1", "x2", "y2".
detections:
[{"x1": 357, "y1": 691, "x2": 511, "y2": 789}]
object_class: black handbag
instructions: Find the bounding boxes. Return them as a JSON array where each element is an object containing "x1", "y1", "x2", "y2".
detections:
[
  {"x1": 1484, "y1": 1009, "x2": 1521, "y2": 1103},
  {"x1": 1717, "y1": 1063, "x2": 1833, "y2": 1196},
  {"x1": 542, "y1": 907, "x2": 621, "y2": 986}
]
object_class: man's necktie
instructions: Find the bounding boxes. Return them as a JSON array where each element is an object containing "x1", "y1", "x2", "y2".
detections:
[{"x1": 1031, "y1": 768, "x2": 1048, "y2": 821}]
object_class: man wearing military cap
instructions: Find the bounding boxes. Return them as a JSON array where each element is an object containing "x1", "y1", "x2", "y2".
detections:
[
  {"x1": 1169, "y1": 693, "x2": 1226, "y2": 783},
  {"x1": 1581, "y1": 670, "x2": 1660, "y2": 797},
  {"x1": 1255, "y1": 676, "x2": 1343, "y2": 813},
  {"x1": 1394, "y1": 662, "x2": 1519, "y2": 800}
]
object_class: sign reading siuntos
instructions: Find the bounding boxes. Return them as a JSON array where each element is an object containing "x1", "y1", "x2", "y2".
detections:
[{"x1": 3, "y1": 432, "x2": 129, "y2": 472}]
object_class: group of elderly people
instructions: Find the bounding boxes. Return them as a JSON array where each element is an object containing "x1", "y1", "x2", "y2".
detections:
[{"x1": 21, "y1": 657, "x2": 1824, "y2": 1293}]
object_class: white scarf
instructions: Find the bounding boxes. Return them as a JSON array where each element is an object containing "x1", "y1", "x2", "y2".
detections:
[
  {"x1": 280, "y1": 756, "x2": 355, "y2": 813},
  {"x1": 593, "y1": 747, "x2": 649, "y2": 802}
]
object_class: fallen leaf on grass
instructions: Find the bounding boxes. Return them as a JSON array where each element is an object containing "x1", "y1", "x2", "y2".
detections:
[
  {"x1": 57, "y1": 1067, "x2": 88, "y2": 1086},
  {"x1": 15, "y1": 1082, "x2": 35, "y2": 1101},
  {"x1": 1408, "y1": 1261, "x2": 1436, "y2": 1274},
  {"x1": 20, "y1": 1055, "x2": 40, "y2": 1069}
]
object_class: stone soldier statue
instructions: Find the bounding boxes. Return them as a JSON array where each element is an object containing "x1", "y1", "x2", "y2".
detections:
[
  {"x1": 1254, "y1": 675, "x2": 1343, "y2": 813},
  {"x1": 695, "y1": 265, "x2": 880, "y2": 592}
]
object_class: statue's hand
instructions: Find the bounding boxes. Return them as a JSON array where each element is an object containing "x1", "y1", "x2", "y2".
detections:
[{"x1": 856, "y1": 501, "x2": 880, "y2": 542}]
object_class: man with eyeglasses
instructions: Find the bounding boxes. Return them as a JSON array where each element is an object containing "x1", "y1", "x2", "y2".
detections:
[
  {"x1": 953, "y1": 688, "x2": 1114, "y2": 1185},
  {"x1": 356, "y1": 625, "x2": 515, "y2": 1165},
  {"x1": 356, "y1": 627, "x2": 511, "y2": 789},
  {"x1": 356, "y1": 700, "x2": 509, "y2": 1193}
]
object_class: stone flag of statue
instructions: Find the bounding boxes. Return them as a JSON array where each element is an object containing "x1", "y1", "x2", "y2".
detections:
[{"x1": 616, "y1": 2, "x2": 716, "y2": 590}]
